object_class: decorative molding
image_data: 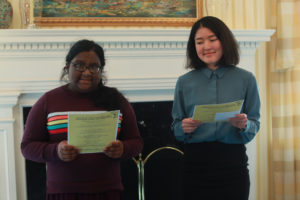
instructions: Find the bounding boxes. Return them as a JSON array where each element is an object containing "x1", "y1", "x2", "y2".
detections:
[
  {"x1": 0, "y1": 118, "x2": 15, "y2": 124},
  {"x1": 0, "y1": 40, "x2": 264, "y2": 52},
  {"x1": 0, "y1": 77, "x2": 177, "y2": 95},
  {"x1": 0, "y1": 126, "x2": 17, "y2": 200},
  {"x1": 0, "y1": 80, "x2": 62, "y2": 94},
  {"x1": 0, "y1": 29, "x2": 274, "y2": 51},
  {"x1": 0, "y1": 129, "x2": 9, "y2": 200},
  {"x1": 232, "y1": 30, "x2": 275, "y2": 42},
  {"x1": 0, "y1": 41, "x2": 187, "y2": 51},
  {"x1": 0, "y1": 91, "x2": 21, "y2": 107}
]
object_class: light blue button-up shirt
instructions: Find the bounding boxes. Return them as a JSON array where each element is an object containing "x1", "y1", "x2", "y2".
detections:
[{"x1": 172, "y1": 66, "x2": 260, "y2": 144}]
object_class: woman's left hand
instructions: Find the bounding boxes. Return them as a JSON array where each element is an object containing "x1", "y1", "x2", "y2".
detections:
[
  {"x1": 229, "y1": 113, "x2": 248, "y2": 129},
  {"x1": 103, "y1": 140, "x2": 124, "y2": 159}
]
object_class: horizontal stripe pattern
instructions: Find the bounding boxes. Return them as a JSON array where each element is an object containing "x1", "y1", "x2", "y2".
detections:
[
  {"x1": 48, "y1": 123, "x2": 68, "y2": 130},
  {"x1": 47, "y1": 111, "x2": 123, "y2": 135},
  {"x1": 48, "y1": 119, "x2": 68, "y2": 126},
  {"x1": 48, "y1": 128, "x2": 68, "y2": 135},
  {"x1": 47, "y1": 112, "x2": 68, "y2": 135},
  {"x1": 117, "y1": 113, "x2": 123, "y2": 133}
]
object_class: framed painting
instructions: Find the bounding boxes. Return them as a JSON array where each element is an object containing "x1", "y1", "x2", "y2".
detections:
[{"x1": 33, "y1": 0, "x2": 203, "y2": 27}]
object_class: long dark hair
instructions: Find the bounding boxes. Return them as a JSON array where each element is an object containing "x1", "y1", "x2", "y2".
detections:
[
  {"x1": 61, "y1": 39, "x2": 124, "y2": 110},
  {"x1": 186, "y1": 16, "x2": 239, "y2": 69}
]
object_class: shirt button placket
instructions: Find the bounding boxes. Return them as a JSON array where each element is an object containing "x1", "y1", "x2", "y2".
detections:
[{"x1": 212, "y1": 71, "x2": 218, "y2": 138}]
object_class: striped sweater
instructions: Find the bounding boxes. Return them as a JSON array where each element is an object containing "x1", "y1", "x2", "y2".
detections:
[{"x1": 21, "y1": 85, "x2": 143, "y2": 194}]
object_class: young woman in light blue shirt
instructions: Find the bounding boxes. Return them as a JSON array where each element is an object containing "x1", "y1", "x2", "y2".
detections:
[{"x1": 172, "y1": 16, "x2": 260, "y2": 200}]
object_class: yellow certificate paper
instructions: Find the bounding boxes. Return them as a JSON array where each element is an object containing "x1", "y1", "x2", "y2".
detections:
[
  {"x1": 68, "y1": 110, "x2": 120, "y2": 154},
  {"x1": 192, "y1": 100, "x2": 244, "y2": 123}
]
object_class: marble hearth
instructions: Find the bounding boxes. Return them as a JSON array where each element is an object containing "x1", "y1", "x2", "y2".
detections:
[{"x1": 0, "y1": 29, "x2": 274, "y2": 200}]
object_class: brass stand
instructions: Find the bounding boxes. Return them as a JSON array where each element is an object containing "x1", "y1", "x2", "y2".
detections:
[{"x1": 132, "y1": 146, "x2": 184, "y2": 200}]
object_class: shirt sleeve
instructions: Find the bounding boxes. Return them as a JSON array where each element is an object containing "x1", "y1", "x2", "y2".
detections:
[
  {"x1": 21, "y1": 94, "x2": 60, "y2": 163},
  {"x1": 171, "y1": 77, "x2": 186, "y2": 142},
  {"x1": 238, "y1": 73, "x2": 261, "y2": 143},
  {"x1": 118, "y1": 95, "x2": 143, "y2": 159}
]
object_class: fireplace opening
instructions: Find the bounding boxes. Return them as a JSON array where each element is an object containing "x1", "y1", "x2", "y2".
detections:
[{"x1": 23, "y1": 101, "x2": 184, "y2": 200}]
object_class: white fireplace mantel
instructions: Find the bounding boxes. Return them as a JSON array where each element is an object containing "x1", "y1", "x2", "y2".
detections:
[{"x1": 0, "y1": 29, "x2": 274, "y2": 200}]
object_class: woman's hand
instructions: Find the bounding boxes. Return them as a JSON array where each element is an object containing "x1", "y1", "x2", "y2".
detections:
[
  {"x1": 229, "y1": 113, "x2": 248, "y2": 129},
  {"x1": 103, "y1": 140, "x2": 124, "y2": 159},
  {"x1": 182, "y1": 118, "x2": 202, "y2": 134},
  {"x1": 57, "y1": 140, "x2": 80, "y2": 162}
]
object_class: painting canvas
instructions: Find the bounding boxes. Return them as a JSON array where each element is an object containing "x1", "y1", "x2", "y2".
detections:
[{"x1": 33, "y1": 0, "x2": 202, "y2": 27}]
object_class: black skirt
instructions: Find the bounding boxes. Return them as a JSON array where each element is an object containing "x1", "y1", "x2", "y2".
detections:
[{"x1": 183, "y1": 142, "x2": 250, "y2": 200}]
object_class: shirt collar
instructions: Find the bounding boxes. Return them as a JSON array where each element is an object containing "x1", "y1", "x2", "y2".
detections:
[{"x1": 200, "y1": 66, "x2": 229, "y2": 79}]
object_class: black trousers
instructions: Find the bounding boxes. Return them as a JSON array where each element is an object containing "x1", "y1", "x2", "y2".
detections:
[{"x1": 183, "y1": 142, "x2": 250, "y2": 200}]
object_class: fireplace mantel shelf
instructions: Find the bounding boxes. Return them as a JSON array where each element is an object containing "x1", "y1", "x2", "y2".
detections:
[
  {"x1": 0, "y1": 28, "x2": 274, "y2": 200},
  {"x1": 0, "y1": 29, "x2": 274, "y2": 97}
]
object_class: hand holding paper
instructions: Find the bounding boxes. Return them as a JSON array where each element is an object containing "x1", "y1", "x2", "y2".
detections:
[
  {"x1": 57, "y1": 140, "x2": 80, "y2": 162},
  {"x1": 229, "y1": 113, "x2": 248, "y2": 129},
  {"x1": 192, "y1": 100, "x2": 244, "y2": 123},
  {"x1": 182, "y1": 118, "x2": 202, "y2": 134},
  {"x1": 103, "y1": 140, "x2": 124, "y2": 158}
]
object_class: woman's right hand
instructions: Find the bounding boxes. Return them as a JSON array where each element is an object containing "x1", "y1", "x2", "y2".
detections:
[
  {"x1": 57, "y1": 140, "x2": 80, "y2": 162},
  {"x1": 182, "y1": 118, "x2": 202, "y2": 134}
]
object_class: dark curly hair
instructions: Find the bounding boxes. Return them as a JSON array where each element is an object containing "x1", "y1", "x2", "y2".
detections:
[
  {"x1": 60, "y1": 39, "x2": 124, "y2": 110},
  {"x1": 186, "y1": 16, "x2": 239, "y2": 69}
]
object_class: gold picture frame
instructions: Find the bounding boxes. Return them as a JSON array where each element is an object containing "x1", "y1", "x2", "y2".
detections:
[{"x1": 33, "y1": 0, "x2": 203, "y2": 27}]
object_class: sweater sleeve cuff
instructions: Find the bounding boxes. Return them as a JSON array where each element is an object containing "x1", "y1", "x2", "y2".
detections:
[
  {"x1": 239, "y1": 121, "x2": 250, "y2": 133},
  {"x1": 44, "y1": 143, "x2": 61, "y2": 162}
]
